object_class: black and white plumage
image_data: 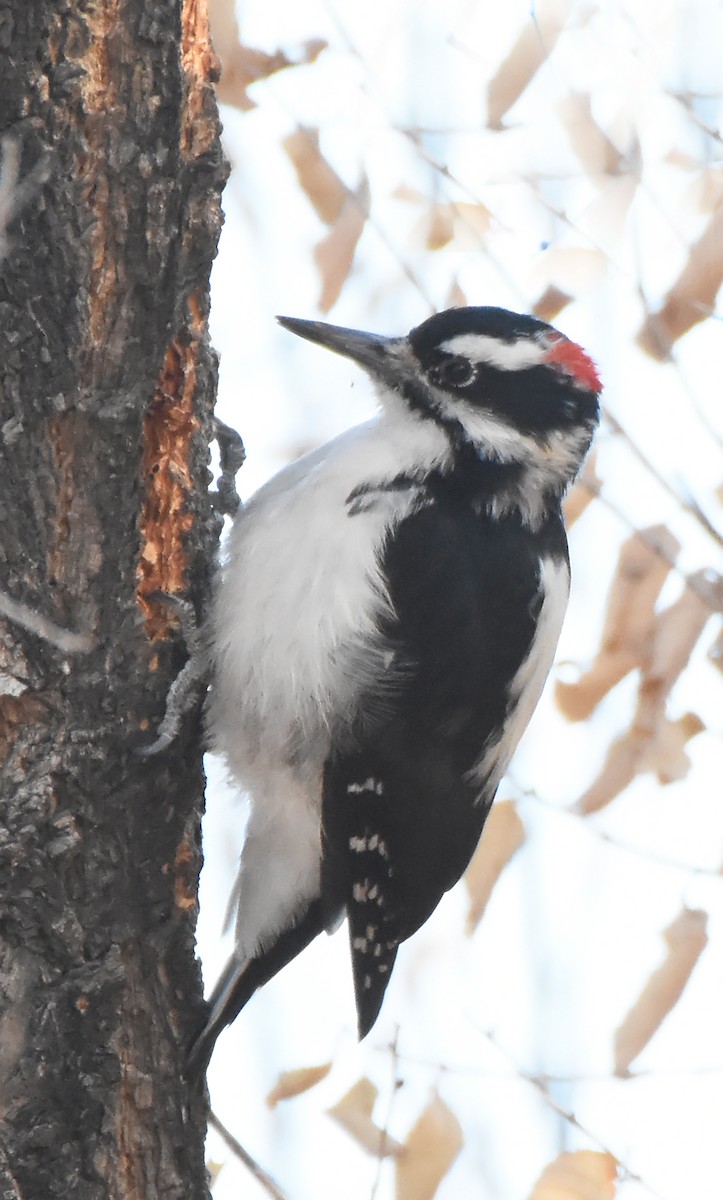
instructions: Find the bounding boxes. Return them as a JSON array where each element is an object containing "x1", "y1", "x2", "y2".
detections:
[{"x1": 195, "y1": 305, "x2": 601, "y2": 1064}]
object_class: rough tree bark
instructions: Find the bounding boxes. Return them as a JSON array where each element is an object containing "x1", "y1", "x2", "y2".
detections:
[{"x1": 0, "y1": 2, "x2": 226, "y2": 1197}]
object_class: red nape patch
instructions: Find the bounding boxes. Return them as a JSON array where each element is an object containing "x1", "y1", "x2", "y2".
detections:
[{"x1": 544, "y1": 337, "x2": 602, "y2": 394}]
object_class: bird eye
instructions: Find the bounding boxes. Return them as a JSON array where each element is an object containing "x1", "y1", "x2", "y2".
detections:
[{"x1": 431, "y1": 356, "x2": 476, "y2": 388}]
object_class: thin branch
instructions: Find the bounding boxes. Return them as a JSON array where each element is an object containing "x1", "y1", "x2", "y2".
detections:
[
  {"x1": 0, "y1": 589, "x2": 94, "y2": 654},
  {"x1": 475, "y1": 1029, "x2": 676, "y2": 1200},
  {"x1": 574, "y1": 474, "x2": 723, "y2": 614},
  {"x1": 208, "y1": 1111, "x2": 290, "y2": 1200},
  {"x1": 370, "y1": 1027, "x2": 402, "y2": 1200},
  {"x1": 372, "y1": 1045, "x2": 723, "y2": 1083},
  {"x1": 510, "y1": 779, "x2": 723, "y2": 880},
  {"x1": 603, "y1": 409, "x2": 723, "y2": 551}
]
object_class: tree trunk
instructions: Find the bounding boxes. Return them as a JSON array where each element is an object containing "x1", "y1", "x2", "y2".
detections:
[{"x1": 0, "y1": 2, "x2": 226, "y2": 1196}]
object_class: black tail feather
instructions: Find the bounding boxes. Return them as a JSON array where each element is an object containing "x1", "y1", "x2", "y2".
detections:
[{"x1": 188, "y1": 899, "x2": 327, "y2": 1073}]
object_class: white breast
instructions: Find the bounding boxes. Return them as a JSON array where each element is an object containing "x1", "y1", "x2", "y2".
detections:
[{"x1": 208, "y1": 409, "x2": 450, "y2": 795}]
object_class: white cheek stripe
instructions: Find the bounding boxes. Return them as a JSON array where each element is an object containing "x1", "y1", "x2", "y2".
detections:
[{"x1": 440, "y1": 332, "x2": 548, "y2": 372}]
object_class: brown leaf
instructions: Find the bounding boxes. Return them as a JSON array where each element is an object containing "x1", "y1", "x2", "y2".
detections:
[
  {"x1": 424, "y1": 204, "x2": 455, "y2": 250},
  {"x1": 709, "y1": 624, "x2": 723, "y2": 673},
  {"x1": 487, "y1": 0, "x2": 569, "y2": 129},
  {"x1": 645, "y1": 575, "x2": 713, "y2": 697},
  {"x1": 284, "y1": 127, "x2": 348, "y2": 225},
  {"x1": 406, "y1": 201, "x2": 494, "y2": 252},
  {"x1": 464, "y1": 801, "x2": 526, "y2": 933},
  {"x1": 637, "y1": 205, "x2": 723, "y2": 359},
  {"x1": 613, "y1": 908, "x2": 708, "y2": 1076},
  {"x1": 314, "y1": 177, "x2": 370, "y2": 312},
  {"x1": 577, "y1": 175, "x2": 639, "y2": 245},
  {"x1": 395, "y1": 1094, "x2": 463, "y2": 1200},
  {"x1": 563, "y1": 452, "x2": 600, "y2": 528},
  {"x1": 557, "y1": 92, "x2": 624, "y2": 176},
  {"x1": 649, "y1": 712, "x2": 705, "y2": 784},
  {"x1": 207, "y1": 0, "x2": 327, "y2": 115},
  {"x1": 574, "y1": 724, "x2": 645, "y2": 814},
  {"x1": 327, "y1": 1078, "x2": 404, "y2": 1158},
  {"x1": 266, "y1": 1061, "x2": 332, "y2": 1108},
  {"x1": 531, "y1": 247, "x2": 608, "y2": 295},
  {"x1": 683, "y1": 166, "x2": 723, "y2": 215},
  {"x1": 533, "y1": 285, "x2": 573, "y2": 322},
  {"x1": 445, "y1": 277, "x2": 468, "y2": 309},
  {"x1": 575, "y1": 709, "x2": 705, "y2": 814},
  {"x1": 555, "y1": 526, "x2": 679, "y2": 722},
  {"x1": 574, "y1": 569, "x2": 714, "y2": 812},
  {"x1": 529, "y1": 1150, "x2": 618, "y2": 1199}
]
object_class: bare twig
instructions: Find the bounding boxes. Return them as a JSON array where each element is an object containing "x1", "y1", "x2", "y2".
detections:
[
  {"x1": 574, "y1": 475, "x2": 723, "y2": 614},
  {"x1": 510, "y1": 778, "x2": 723, "y2": 880},
  {"x1": 0, "y1": 589, "x2": 94, "y2": 655},
  {"x1": 475, "y1": 1029, "x2": 675, "y2": 1200},
  {"x1": 370, "y1": 1027, "x2": 402, "y2": 1200},
  {"x1": 603, "y1": 409, "x2": 723, "y2": 551},
  {"x1": 208, "y1": 1111, "x2": 290, "y2": 1200}
]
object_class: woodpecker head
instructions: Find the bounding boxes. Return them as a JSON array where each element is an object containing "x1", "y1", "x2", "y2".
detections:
[{"x1": 278, "y1": 306, "x2": 601, "y2": 500}]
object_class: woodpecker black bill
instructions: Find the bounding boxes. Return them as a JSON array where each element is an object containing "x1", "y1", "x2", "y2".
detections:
[{"x1": 192, "y1": 305, "x2": 601, "y2": 1068}]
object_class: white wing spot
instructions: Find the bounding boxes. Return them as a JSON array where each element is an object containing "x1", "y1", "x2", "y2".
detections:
[{"x1": 346, "y1": 777, "x2": 384, "y2": 795}]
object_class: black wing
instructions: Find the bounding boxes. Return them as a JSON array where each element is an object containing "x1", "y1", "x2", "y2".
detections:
[{"x1": 322, "y1": 494, "x2": 566, "y2": 1037}]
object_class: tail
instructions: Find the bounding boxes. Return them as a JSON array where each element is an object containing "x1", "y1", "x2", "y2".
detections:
[{"x1": 188, "y1": 899, "x2": 327, "y2": 1073}]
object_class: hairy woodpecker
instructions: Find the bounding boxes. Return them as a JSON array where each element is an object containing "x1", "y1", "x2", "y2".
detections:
[{"x1": 195, "y1": 305, "x2": 601, "y2": 1064}]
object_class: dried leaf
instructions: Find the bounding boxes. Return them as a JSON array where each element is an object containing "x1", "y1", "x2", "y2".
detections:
[
  {"x1": 613, "y1": 908, "x2": 708, "y2": 1076},
  {"x1": 563, "y1": 452, "x2": 600, "y2": 527},
  {"x1": 531, "y1": 247, "x2": 608, "y2": 295},
  {"x1": 529, "y1": 1149, "x2": 618, "y2": 1199},
  {"x1": 327, "y1": 1078, "x2": 404, "y2": 1158},
  {"x1": 266, "y1": 1061, "x2": 332, "y2": 1108},
  {"x1": 555, "y1": 527, "x2": 679, "y2": 721},
  {"x1": 664, "y1": 147, "x2": 700, "y2": 171},
  {"x1": 533, "y1": 285, "x2": 573, "y2": 322},
  {"x1": 206, "y1": 1160, "x2": 224, "y2": 1186},
  {"x1": 574, "y1": 724, "x2": 644, "y2": 814},
  {"x1": 557, "y1": 92, "x2": 623, "y2": 176},
  {"x1": 576, "y1": 175, "x2": 639, "y2": 245},
  {"x1": 284, "y1": 127, "x2": 348, "y2": 225},
  {"x1": 410, "y1": 202, "x2": 494, "y2": 252},
  {"x1": 683, "y1": 166, "x2": 723, "y2": 215},
  {"x1": 637, "y1": 205, "x2": 723, "y2": 359},
  {"x1": 445, "y1": 277, "x2": 468, "y2": 309},
  {"x1": 208, "y1": 0, "x2": 327, "y2": 115},
  {"x1": 393, "y1": 183, "x2": 427, "y2": 204},
  {"x1": 645, "y1": 576, "x2": 713, "y2": 695},
  {"x1": 425, "y1": 205, "x2": 455, "y2": 251},
  {"x1": 709, "y1": 624, "x2": 723, "y2": 673},
  {"x1": 487, "y1": 0, "x2": 569, "y2": 129},
  {"x1": 649, "y1": 711, "x2": 705, "y2": 784},
  {"x1": 577, "y1": 708, "x2": 705, "y2": 813},
  {"x1": 464, "y1": 800, "x2": 526, "y2": 933},
  {"x1": 395, "y1": 1094, "x2": 463, "y2": 1200},
  {"x1": 314, "y1": 177, "x2": 370, "y2": 312},
  {"x1": 574, "y1": 569, "x2": 713, "y2": 811}
]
